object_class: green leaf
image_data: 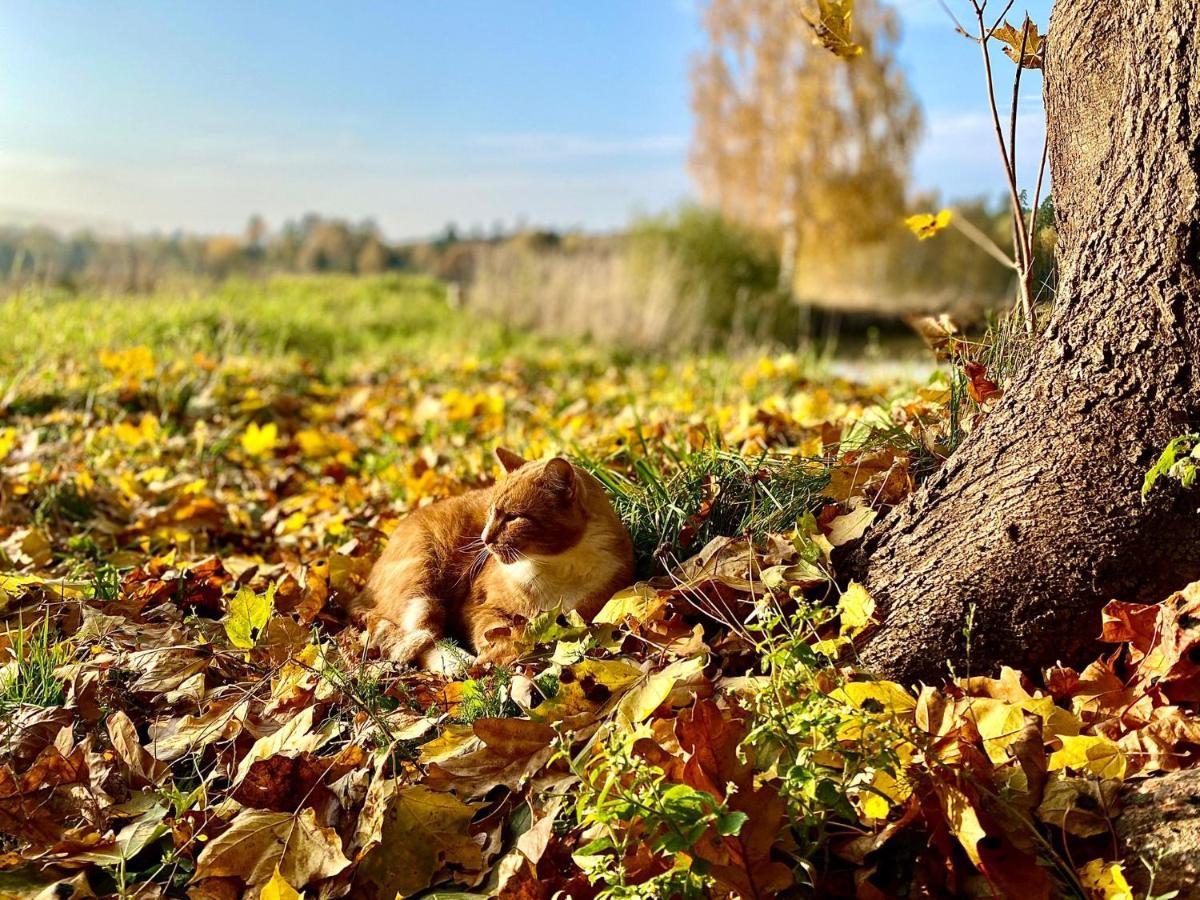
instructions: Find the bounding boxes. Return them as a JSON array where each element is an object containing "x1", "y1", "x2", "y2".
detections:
[
  {"x1": 224, "y1": 582, "x2": 275, "y2": 649},
  {"x1": 1142, "y1": 433, "x2": 1198, "y2": 498},
  {"x1": 716, "y1": 810, "x2": 748, "y2": 836}
]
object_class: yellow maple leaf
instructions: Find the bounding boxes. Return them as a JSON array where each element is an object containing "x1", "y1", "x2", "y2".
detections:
[
  {"x1": 837, "y1": 581, "x2": 876, "y2": 636},
  {"x1": 993, "y1": 17, "x2": 1045, "y2": 69},
  {"x1": 806, "y1": 0, "x2": 864, "y2": 58},
  {"x1": 1077, "y1": 859, "x2": 1133, "y2": 900},
  {"x1": 261, "y1": 866, "x2": 302, "y2": 900},
  {"x1": 1048, "y1": 735, "x2": 1126, "y2": 780},
  {"x1": 241, "y1": 421, "x2": 279, "y2": 457},
  {"x1": 961, "y1": 698, "x2": 1030, "y2": 765},
  {"x1": 933, "y1": 780, "x2": 988, "y2": 867},
  {"x1": 832, "y1": 680, "x2": 917, "y2": 715},
  {"x1": 905, "y1": 209, "x2": 953, "y2": 240}
]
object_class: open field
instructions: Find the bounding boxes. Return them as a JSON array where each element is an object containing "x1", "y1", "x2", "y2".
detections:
[{"x1": 0, "y1": 275, "x2": 1189, "y2": 897}]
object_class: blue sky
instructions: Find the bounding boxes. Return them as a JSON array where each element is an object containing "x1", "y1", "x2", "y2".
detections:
[{"x1": 0, "y1": 0, "x2": 1053, "y2": 239}]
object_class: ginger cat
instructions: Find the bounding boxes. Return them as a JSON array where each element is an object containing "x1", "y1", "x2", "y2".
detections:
[{"x1": 356, "y1": 448, "x2": 634, "y2": 671}]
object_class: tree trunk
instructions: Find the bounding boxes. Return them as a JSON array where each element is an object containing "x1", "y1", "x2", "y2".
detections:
[
  {"x1": 1115, "y1": 769, "x2": 1200, "y2": 896},
  {"x1": 851, "y1": 0, "x2": 1200, "y2": 686}
]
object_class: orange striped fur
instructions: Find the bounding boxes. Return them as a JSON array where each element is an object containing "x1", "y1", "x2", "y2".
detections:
[{"x1": 354, "y1": 448, "x2": 634, "y2": 671}]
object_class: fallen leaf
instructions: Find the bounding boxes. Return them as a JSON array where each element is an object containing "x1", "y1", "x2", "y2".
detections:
[
  {"x1": 1048, "y1": 735, "x2": 1126, "y2": 781},
  {"x1": 224, "y1": 583, "x2": 276, "y2": 650},
  {"x1": 260, "y1": 867, "x2": 303, "y2": 900},
  {"x1": 193, "y1": 807, "x2": 350, "y2": 888},
  {"x1": 354, "y1": 785, "x2": 483, "y2": 898},
  {"x1": 1077, "y1": 858, "x2": 1133, "y2": 900}
]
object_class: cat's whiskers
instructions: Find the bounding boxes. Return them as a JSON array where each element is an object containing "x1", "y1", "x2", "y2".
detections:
[
  {"x1": 469, "y1": 546, "x2": 491, "y2": 578},
  {"x1": 454, "y1": 543, "x2": 491, "y2": 587}
]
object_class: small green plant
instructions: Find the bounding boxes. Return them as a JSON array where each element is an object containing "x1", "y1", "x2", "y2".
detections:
[
  {"x1": 0, "y1": 615, "x2": 68, "y2": 715},
  {"x1": 739, "y1": 596, "x2": 913, "y2": 857},
  {"x1": 1142, "y1": 433, "x2": 1198, "y2": 498},
  {"x1": 456, "y1": 667, "x2": 517, "y2": 724},
  {"x1": 564, "y1": 725, "x2": 744, "y2": 898},
  {"x1": 33, "y1": 479, "x2": 95, "y2": 527},
  {"x1": 432, "y1": 638, "x2": 473, "y2": 679},
  {"x1": 314, "y1": 643, "x2": 401, "y2": 741}
]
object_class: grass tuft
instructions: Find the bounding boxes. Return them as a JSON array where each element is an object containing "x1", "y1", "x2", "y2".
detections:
[
  {"x1": 575, "y1": 441, "x2": 830, "y2": 577},
  {"x1": 0, "y1": 616, "x2": 67, "y2": 716}
]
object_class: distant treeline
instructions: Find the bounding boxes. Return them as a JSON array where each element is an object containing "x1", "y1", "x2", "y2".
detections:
[
  {"x1": 1, "y1": 202, "x2": 1054, "y2": 349},
  {"x1": 0, "y1": 213, "x2": 500, "y2": 293}
]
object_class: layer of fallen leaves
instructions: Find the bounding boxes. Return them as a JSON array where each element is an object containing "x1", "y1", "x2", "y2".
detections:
[{"x1": 0, "y1": 286, "x2": 1190, "y2": 898}]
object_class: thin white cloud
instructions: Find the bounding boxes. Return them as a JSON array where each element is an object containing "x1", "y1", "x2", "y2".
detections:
[
  {"x1": 914, "y1": 109, "x2": 1048, "y2": 200},
  {"x1": 469, "y1": 132, "x2": 687, "y2": 161}
]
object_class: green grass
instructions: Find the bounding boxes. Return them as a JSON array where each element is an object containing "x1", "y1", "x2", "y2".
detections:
[
  {"x1": 455, "y1": 667, "x2": 518, "y2": 724},
  {"x1": 575, "y1": 443, "x2": 831, "y2": 577},
  {"x1": 0, "y1": 616, "x2": 67, "y2": 716},
  {"x1": 0, "y1": 273, "x2": 540, "y2": 379}
]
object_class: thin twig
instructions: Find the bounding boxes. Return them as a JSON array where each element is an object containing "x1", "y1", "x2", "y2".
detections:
[
  {"x1": 950, "y1": 214, "x2": 1018, "y2": 269},
  {"x1": 974, "y1": 5, "x2": 1035, "y2": 332},
  {"x1": 1026, "y1": 132, "x2": 1050, "y2": 259},
  {"x1": 987, "y1": 0, "x2": 1017, "y2": 38},
  {"x1": 938, "y1": 0, "x2": 975, "y2": 40},
  {"x1": 1007, "y1": 21, "x2": 1032, "y2": 304},
  {"x1": 1008, "y1": 23, "x2": 1028, "y2": 195}
]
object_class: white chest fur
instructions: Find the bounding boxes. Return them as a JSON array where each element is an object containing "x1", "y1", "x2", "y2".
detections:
[{"x1": 498, "y1": 521, "x2": 622, "y2": 613}]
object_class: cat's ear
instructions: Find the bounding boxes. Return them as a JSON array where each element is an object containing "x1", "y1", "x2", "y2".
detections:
[
  {"x1": 542, "y1": 457, "x2": 576, "y2": 497},
  {"x1": 494, "y1": 447, "x2": 528, "y2": 474}
]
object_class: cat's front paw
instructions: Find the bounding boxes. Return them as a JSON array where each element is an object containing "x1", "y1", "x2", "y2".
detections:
[
  {"x1": 473, "y1": 639, "x2": 519, "y2": 670},
  {"x1": 420, "y1": 643, "x2": 474, "y2": 676}
]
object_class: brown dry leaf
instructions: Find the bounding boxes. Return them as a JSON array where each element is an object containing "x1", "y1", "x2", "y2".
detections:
[
  {"x1": 993, "y1": 17, "x2": 1045, "y2": 69},
  {"x1": 1130, "y1": 581, "x2": 1200, "y2": 701},
  {"x1": 473, "y1": 717, "x2": 556, "y2": 757},
  {"x1": 823, "y1": 447, "x2": 906, "y2": 504},
  {"x1": 106, "y1": 711, "x2": 169, "y2": 786},
  {"x1": 235, "y1": 744, "x2": 365, "y2": 812},
  {"x1": 126, "y1": 645, "x2": 211, "y2": 694},
  {"x1": 905, "y1": 314, "x2": 960, "y2": 360},
  {"x1": 231, "y1": 706, "x2": 326, "y2": 790},
  {"x1": 0, "y1": 739, "x2": 90, "y2": 844},
  {"x1": 0, "y1": 706, "x2": 74, "y2": 770},
  {"x1": 1036, "y1": 775, "x2": 1120, "y2": 837},
  {"x1": 193, "y1": 807, "x2": 351, "y2": 889},
  {"x1": 1100, "y1": 599, "x2": 1160, "y2": 660},
  {"x1": 933, "y1": 776, "x2": 1051, "y2": 898},
  {"x1": 931, "y1": 778, "x2": 989, "y2": 868},
  {"x1": 675, "y1": 701, "x2": 794, "y2": 898},
  {"x1": 146, "y1": 698, "x2": 250, "y2": 762},
  {"x1": 424, "y1": 718, "x2": 557, "y2": 798},
  {"x1": 825, "y1": 504, "x2": 877, "y2": 547},
  {"x1": 353, "y1": 785, "x2": 483, "y2": 898}
]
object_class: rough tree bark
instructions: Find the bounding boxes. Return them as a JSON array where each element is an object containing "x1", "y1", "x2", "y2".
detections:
[{"x1": 852, "y1": 0, "x2": 1200, "y2": 685}]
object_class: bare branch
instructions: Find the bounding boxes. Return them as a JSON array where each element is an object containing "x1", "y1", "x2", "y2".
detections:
[
  {"x1": 1026, "y1": 133, "x2": 1050, "y2": 256},
  {"x1": 1007, "y1": 20, "x2": 1031, "y2": 294},
  {"x1": 938, "y1": 0, "x2": 977, "y2": 41},
  {"x1": 987, "y1": 0, "x2": 1017, "y2": 38},
  {"x1": 1008, "y1": 21, "x2": 1028, "y2": 179},
  {"x1": 974, "y1": 5, "x2": 1035, "y2": 332},
  {"x1": 950, "y1": 213, "x2": 1019, "y2": 269}
]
